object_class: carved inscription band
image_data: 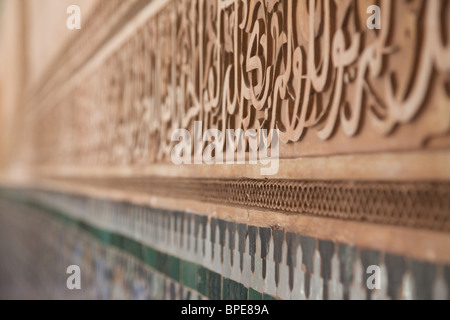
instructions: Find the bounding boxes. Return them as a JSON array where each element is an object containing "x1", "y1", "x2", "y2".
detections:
[{"x1": 22, "y1": 0, "x2": 450, "y2": 167}]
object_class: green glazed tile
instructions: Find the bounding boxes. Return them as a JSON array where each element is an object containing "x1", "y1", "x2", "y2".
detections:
[
  {"x1": 168, "y1": 256, "x2": 181, "y2": 281},
  {"x1": 145, "y1": 247, "x2": 157, "y2": 268},
  {"x1": 207, "y1": 270, "x2": 221, "y2": 300},
  {"x1": 223, "y1": 278, "x2": 248, "y2": 300},
  {"x1": 263, "y1": 293, "x2": 277, "y2": 300},
  {"x1": 196, "y1": 266, "x2": 208, "y2": 295},
  {"x1": 248, "y1": 288, "x2": 263, "y2": 300},
  {"x1": 98, "y1": 230, "x2": 110, "y2": 245},
  {"x1": 182, "y1": 261, "x2": 197, "y2": 290},
  {"x1": 156, "y1": 251, "x2": 169, "y2": 274}
]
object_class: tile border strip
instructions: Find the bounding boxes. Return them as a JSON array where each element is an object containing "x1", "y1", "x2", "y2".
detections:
[
  {"x1": 1, "y1": 188, "x2": 449, "y2": 300},
  {"x1": 0, "y1": 194, "x2": 276, "y2": 301}
]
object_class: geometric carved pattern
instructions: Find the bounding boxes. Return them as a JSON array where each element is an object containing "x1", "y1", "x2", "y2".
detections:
[{"x1": 48, "y1": 177, "x2": 450, "y2": 232}]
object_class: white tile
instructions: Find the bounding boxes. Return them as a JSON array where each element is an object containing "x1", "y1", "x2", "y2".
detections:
[
  {"x1": 310, "y1": 250, "x2": 323, "y2": 300},
  {"x1": 328, "y1": 253, "x2": 343, "y2": 300},
  {"x1": 277, "y1": 241, "x2": 291, "y2": 300}
]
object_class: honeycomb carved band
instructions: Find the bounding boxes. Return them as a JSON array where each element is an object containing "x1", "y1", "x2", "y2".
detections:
[
  {"x1": 22, "y1": 0, "x2": 450, "y2": 167},
  {"x1": 48, "y1": 176, "x2": 450, "y2": 232}
]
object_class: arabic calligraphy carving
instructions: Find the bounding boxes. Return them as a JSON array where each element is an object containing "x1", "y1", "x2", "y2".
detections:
[{"x1": 25, "y1": 0, "x2": 450, "y2": 166}]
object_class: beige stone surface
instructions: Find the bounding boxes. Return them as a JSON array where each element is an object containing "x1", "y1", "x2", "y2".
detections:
[
  {"x1": 25, "y1": 0, "x2": 97, "y2": 86},
  {"x1": 0, "y1": 0, "x2": 97, "y2": 169},
  {"x1": 0, "y1": 0, "x2": 25, "y2": 170}
]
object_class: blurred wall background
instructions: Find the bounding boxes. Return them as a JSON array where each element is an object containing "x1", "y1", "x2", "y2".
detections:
[{"x1": 0, "y1": 0, "x2": 96, "y2": 173}]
